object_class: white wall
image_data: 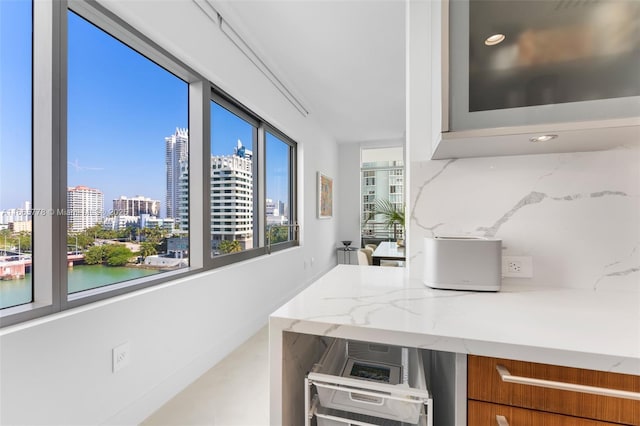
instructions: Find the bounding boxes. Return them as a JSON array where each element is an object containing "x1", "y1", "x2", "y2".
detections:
[
  {"x1": 0, "y1": 1, "x2": 339, "y2": 425},
  {"x1": 405, "y1": 2, "x2": 640, "y2": 291},
  {"x1": 337, "y1": 143, "x2": 361, "y2": 247}
]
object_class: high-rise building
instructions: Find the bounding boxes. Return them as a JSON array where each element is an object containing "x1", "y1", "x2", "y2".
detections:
[
  {"x1": 176, "y1": 159, "x2": 189, "y2": 231},
  {"x1": 67, "y1": 185, "x2": 104, "y2": 232},
  {"x1": 113, "y1": 195, "x2": 160, "y2": 217},
  {"x1": 210, "y1": 140, "x2": 254, "y2": 251},
  {"x1": 165, "y1": 128, "x2": 188, "y2": 219},
  {"x1": 361, "y1": 159, "x2": 404, "y2": 239},
  {"x1": 174, "y1": 140, "x2": 254, "y2": 252},
  {"x1": 0, "y1": 201, "x2": 31, "y2": 225},
  {"x1": 266, "y1": 199, "x2": 277, "y2": 216},
  {"x1": 266, "y1": 199, "x2": 287, "y2": 220}
]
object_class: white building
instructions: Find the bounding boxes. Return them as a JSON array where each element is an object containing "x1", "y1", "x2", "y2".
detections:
[
  {"x1": 175, "y1": 141, "x2": 255, "y2": 250},
  {"x1": 67, "y1": 185, "x2": 104, "y2": 232},
  {"x1": 165, "y1": 128, "x2": 188, "y2": 220},
  {"x1": 210, "y1": 141, "x2": 254, "y2": 251},
  {"x1": 361, "y1": 160, "x2": 403, "y2": 220},
  {"x1": 141, "y1": 215, "x2": 175, "y2": 233},
  {"x1": 113, "y1": 195, "x2": 160, "y2": 217},
  {"x1": 266, "y1": 198, "x2": 288, "y2": 228},
  {"x1": 0, "y1": 201, "x2": 31, "y2": 225},
  {"x1": 102, "y1": 215, "x2": 139, "y2": 231},
  {"x1": 266, "y1": 198, "x2": 278, "y2": 216}
]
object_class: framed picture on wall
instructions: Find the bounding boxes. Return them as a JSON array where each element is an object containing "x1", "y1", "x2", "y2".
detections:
[{"x1": 317, "y1": 172, "x2": 333, "y2": 219}]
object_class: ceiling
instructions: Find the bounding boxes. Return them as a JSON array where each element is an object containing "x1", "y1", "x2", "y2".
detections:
[{"x1": 213, "y1": 0, "x2": 407, "y2": 144}]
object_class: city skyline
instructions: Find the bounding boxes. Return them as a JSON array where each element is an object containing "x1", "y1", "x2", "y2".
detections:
[{"x1": 1, "y1": 8, "x2": 291, "y2": 218}]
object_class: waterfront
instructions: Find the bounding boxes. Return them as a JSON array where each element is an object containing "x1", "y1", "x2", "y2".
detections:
[{"x1": 0, "y1": 265, "x2": 160, "y2": 309}]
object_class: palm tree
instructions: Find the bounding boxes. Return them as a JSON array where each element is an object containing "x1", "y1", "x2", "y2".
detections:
[{"x1": 374, "y1": 199, "x2": 405, "y2": 241}]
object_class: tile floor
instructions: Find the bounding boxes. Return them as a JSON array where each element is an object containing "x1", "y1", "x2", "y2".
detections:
[{"x1": 142, "y1": 325, "x2": 269, "y2": 426}]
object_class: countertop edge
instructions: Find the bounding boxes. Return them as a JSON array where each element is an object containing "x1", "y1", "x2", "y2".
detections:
[{"x1": 269, "y1": 316, "x2": 640, "y2": 376}]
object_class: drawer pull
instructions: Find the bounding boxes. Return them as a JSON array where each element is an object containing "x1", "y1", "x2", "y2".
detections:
[
  {"x1": 496, "y1": 364, "x2": 640, "y2": 401},
  {"x1": 349, "y1": 391, "x2": 384, "y2": 406},
  {"x1": 496, "y1": 415, "x2": 509, "y2": 426}
]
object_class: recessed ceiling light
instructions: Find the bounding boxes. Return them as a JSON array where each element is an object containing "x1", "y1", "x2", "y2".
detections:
[
  {"x1": 484, "y1": 34, "x2": 506, "y2": 46},
  {"x1": 529, "y1": 134, "x2": 558, "y2": 143}
]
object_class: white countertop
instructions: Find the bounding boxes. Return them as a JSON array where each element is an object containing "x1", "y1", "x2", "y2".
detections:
[{"x1": 271, "y1": 265, "x2": 640, "y2": 375}]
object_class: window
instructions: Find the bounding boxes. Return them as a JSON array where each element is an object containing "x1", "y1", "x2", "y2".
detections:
[
  {"x1": 265, "y1": 131, "x2": 295, "y2": 246},
  {"x1": 67, "y1": 10, "x2": 189, "y2": 294},
  {"x1": 361, "y1": 147, "x2": 404, "y2": 243},
  {"x1": 210, "y1": 100, "x2": 257, "y2": 256},
  {"x1": 0, "y1": 0, "x2": 32, "y2": 309},
  {"x1": 363, "y1": 171, "x2": 376, "y2": 187},
  {"x1": 1, "y1": 0, "x2": 298, "y2": 326},
  {"x1": 209, "y1": 95, "x2": 298, "y2": 262}
]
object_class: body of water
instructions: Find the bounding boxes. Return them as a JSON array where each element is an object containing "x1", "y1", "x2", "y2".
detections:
[{"x1": 0, "y1": 264, "x2": 160, "y2": 309}]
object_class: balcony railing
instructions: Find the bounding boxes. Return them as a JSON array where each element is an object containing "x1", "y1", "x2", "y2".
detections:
[{"x1": 361, "y1": 221, "x2": 404, "y2": 247}]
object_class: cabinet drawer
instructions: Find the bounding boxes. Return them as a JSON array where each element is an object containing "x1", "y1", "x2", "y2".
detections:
[
  {"x1": 468, "y1": 356, "x2": 640, "y2": 425},
  {"x1": 468, "y1": 400, "x2": 620, "y2": 426}
]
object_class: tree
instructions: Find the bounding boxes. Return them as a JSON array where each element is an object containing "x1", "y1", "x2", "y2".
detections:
[
  {"x1": 219, "y1": 240, "x2": 241, "y2": 254},
  {"x1": 67, "y1": 233, "x2": 92, "y2": 252},
  {"x1": 76, "y1": 233, "x2": 94, "y2": 249},
  {"x1": 140, "y1": 226, "x2": 166, "y2": 245},
  {"x1": 83, "y1": 244, "x2": 133, "y2": 266},
  {"x1": 0, "y1": 229, "x2": 11, "y2": 253},
  {"x1": 15, "y1": 231, "x2": 31, "y2": 253},
  {"x1": 104, "y1": 245, "x2": 133, "y2": 266},
  {"x1": 124, "y1": 226, "x2": 137, "y2": 242},
  {"x1": 267, "y1": 225, "x2": 289, "y2": 245},
  {"x1": 140, "y1": 242, "x2": 157, "y2": 258},
  {"x1": 84, "y1": 245, "x2": 105, "y2": 265},
  {"x1": 374, "y1": 199, "x2": 405, "y2": 240}
]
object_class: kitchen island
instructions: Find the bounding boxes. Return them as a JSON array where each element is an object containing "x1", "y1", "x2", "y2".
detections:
[{"x1": 269, "y1": 265, "x2": 640, "y2": 425}]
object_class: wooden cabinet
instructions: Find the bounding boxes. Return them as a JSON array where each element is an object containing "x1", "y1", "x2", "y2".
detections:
[
  {"x1": 468, "y1": 400, "x2": 620, "y2": 426},
  {"x1": 467, "y1": 355, "x2": 640, "y2": 425}
]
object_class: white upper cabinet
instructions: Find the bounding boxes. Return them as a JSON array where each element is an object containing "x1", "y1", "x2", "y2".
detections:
[{"x1": 431, "y1": 0, "x2": 640, "y2": 159}]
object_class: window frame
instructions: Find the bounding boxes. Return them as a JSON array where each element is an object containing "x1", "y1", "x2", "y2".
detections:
[
  {"x1": 1, "y1": 0, "x2": 298, "y2": 328},
  {"x1": 208, "y1": 90, "x2": 298, "y2": 269},
  {"x1": 62, "y1": 0, "x2": 203, "y2": 309},
  {"x1": 263, "y1": 125, "x2": 298, "y2": 253}
]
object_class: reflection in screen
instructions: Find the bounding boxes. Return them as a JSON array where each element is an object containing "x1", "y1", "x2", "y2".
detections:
[{"x1": 469, "y1": 0, "x2": 640, "y2": 111}]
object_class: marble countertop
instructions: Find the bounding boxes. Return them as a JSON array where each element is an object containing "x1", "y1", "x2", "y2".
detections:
[{"x1": 271, "y1": 265, "x2": 640, "y2": 375}]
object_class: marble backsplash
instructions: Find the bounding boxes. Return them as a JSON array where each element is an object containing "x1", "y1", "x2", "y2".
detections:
[{"x1": 408, "y1": 142, "x2": 640, "y2": 292}]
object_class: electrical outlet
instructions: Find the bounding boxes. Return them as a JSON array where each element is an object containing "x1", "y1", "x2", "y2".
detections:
[
  {"x1": 112, "y1": 342, "x2": 130, "y2": 373},
  {"x1": 508, "y1": 260, "x2": 522, "y2": 273},
  {"x1": 502, "y1": 256, "x2": 533, "y2": 278}
]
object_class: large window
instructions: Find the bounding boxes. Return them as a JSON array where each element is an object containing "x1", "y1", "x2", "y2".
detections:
[
  {"x1": 0, "y1": 1, "x2": 297, "y2": 327},
  {"x1": 265, "y1": 131, "x2": 295, "y2": 246},
  {"x1": 67, "y1": 10, "x2": 189, "y2": 294},
  {"x1": 210, "y1": 100, "x2": 257, "y2": 256},
  {"x1": 361, "y1": 147, "x2": 404, "y2": 244},
  {"x1": 209, "y1": 97, "x2": 298, "y2": 262},
  {"x1": 0, "y1": 0, "x2": 32, "y2": 309}
]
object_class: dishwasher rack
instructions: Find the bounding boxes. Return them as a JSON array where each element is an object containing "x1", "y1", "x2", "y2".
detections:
[{"x1": 305, "y1": 339, "x2": 433, "y2": 426}]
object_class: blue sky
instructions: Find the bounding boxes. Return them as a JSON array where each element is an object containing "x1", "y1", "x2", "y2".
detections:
[
  {"x1": 0, "y1": 0, "x2": 32, "y2": 212},
  {"x1": 1, "y1": 5, "x2": 289, "y2": 216}
]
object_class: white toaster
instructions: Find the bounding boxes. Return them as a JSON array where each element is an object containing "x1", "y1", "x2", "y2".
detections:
[{"x1": 423, "y1": 236, "x2": 502, "y2": 291}]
